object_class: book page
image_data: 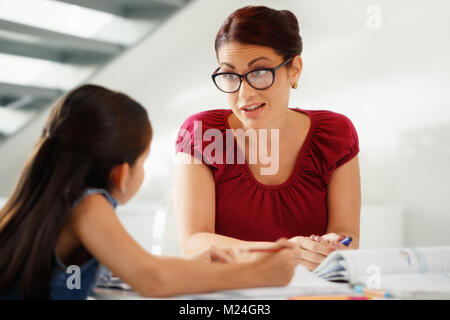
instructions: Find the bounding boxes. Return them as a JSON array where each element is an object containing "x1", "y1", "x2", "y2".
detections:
[
  {"x1": 354, "y1": 273, "x2": 450, "y2": 299},
  {"x1": 341, "y1": 246, "x2": 450, "y2": 283}
]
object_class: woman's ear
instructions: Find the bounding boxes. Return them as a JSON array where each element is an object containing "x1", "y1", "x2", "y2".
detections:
[
  {"x1": 110, "y1": 162, "x2": 130, "y2": 194},
  {"x1": 289, "y1": 55, "x2": 302, "y2": 84}
]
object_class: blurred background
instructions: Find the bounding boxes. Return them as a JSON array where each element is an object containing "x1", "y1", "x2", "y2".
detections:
[{"x1": 0, "y1": 0, "x2": 449, "y2": 256}]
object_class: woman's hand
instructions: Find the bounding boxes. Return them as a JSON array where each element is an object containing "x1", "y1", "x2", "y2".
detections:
[
  {"x1": 186, "y1": 245, "x2": 237, "y2": 264},
  {"x1": 288, "y1": 236, "x2": 336, "y2": 271},
  {"x1": 311, "y1": 233, "x2": 353, "y2": 249},
  {"x1": 288, "y1": 233, "x2": 353, "y2": 271}
]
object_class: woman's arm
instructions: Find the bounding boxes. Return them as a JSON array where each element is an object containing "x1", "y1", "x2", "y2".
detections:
[
  {"x1": 173, "y1": 153, "x2": 274, "y2": 261},
  {"x1": 69, "y1": 194, "x2": 299, "y2": 297},
  {"x1": 288, "y1": 156, "x2": 361, "y2": 271},
  {"x1": 325, "y1": 155, "x2": 361, "y2": 248}
]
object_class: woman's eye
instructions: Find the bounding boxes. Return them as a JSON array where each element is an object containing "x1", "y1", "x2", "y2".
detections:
[
  {"x1": 224, "y1": 74, "x2": 237, "y2": 81},
  {"x1": 251, "y1": 70, "x2": 269, "y2": 77}
]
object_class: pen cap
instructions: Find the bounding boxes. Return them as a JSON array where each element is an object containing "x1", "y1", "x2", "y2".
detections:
[{"x1": 340, "y1": 237, "x2": 352, "y2": 246}]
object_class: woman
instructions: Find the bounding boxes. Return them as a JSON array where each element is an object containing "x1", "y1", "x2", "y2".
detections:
[{"x1": 174, "y1": 6, "x2": 361, "y2": 270}]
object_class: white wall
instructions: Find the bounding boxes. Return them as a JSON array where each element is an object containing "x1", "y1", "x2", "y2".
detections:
[{"x1": 1, "y1": 0, "x2": 450, "y2": 254}]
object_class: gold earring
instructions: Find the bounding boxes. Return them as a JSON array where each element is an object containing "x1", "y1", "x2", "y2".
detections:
[{"x1": 291, "y1": 82, "x2": 298, "y2": 89}]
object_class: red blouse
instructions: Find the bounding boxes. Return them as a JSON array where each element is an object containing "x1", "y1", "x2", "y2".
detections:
[{"x1": 175, "y1": 108, "x2": 359, "y2": 242}]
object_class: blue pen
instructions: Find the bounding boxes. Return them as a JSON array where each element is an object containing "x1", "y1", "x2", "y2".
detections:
[{"x1": 340, "y1": 236, "x2": 352, "y2": 246}]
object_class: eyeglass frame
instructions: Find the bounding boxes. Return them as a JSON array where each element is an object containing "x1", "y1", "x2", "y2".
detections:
[{"x1": 211, "y1": 57, "x2": 294, "y2": 93}]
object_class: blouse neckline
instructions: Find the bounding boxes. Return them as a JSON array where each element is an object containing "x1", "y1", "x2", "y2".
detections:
[{"x1": 222, "y1": 108, "x2": 316, "y2": 190}]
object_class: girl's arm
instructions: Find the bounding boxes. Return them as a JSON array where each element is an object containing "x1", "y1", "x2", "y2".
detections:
[{"x1": 69, "y1": 193, "x2": 298, "y2": 297}]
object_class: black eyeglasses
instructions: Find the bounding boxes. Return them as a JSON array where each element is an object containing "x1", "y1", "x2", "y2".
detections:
[{"x1": 211, "y1": 57, "x2": 293, "y2": 93}]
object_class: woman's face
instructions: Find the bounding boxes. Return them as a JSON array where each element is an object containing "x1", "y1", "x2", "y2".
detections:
[{"x1": 216, "y1": 41, "x2": 301, "y2": 129}]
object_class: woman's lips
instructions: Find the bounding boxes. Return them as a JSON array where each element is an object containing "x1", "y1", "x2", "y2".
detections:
[{"x1": 241, "y1": 103, "x2": 266, "y2": 118}]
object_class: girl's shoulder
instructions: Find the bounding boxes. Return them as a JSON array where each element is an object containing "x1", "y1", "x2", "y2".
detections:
[
  {"x1": 69, "y1": 189, "x2": 118, "y2": 227},
  {"x1": 73, "y1": 188, "x2": 118, "y2": 210}
]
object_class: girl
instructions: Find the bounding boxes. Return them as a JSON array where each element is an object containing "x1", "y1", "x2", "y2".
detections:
[{"x1": 0, "y1": 84, "x2": 299, "y2": 299}]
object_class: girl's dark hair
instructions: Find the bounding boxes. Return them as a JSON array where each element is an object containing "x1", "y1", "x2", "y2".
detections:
[
  {"x1": 0, "y1": 84, "x2": 152, "y2": 299},
  {"x1": 215, "y1": 6, "x2": 303, "y2": 62}
]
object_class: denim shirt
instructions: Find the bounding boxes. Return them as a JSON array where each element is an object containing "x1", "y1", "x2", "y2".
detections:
[{"x1": 1, "y1": 188, "x2": 118, "y2": 300}]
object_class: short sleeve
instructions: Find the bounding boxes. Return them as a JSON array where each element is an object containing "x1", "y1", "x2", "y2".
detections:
[
  {"x1": 175, "y1": 109, "x2": 227, "y2": 171},
  {"x1": 175, "y1": 113, "x2": 204, "y2": 163},
  {"x1": 308, "y1": 111, "x2": 359, "y2": 184},
  {"x1": 335, "y1": 115, "x2": 359, "y2": 168}
]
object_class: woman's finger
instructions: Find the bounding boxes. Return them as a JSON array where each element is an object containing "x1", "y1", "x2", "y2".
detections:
[
  {"x1": 297, "y1": 258, "x2": 319, "y2": 271},
  {"x1": 320, "y1": 233, "x2": 346, "y2": 244},
  {"x1": 297, "y1": 237, "x2": 335, "y2": 256},
  {"x1": 298, "y1": 248, "x2": 328, "y2": 264}
]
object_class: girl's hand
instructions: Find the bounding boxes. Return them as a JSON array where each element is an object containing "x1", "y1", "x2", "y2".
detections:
[
  {"x1": 186, "y1": 245, "x2": 237, "y2": 264},
  {"x1": 252, "y1": 238, "x2": 301, "y2": 286},
  {"x1": 288, "y1": 236, "x2": 336, "y2": 271}
]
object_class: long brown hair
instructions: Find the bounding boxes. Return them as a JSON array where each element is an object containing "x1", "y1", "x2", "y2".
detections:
[{"x1": 0, "y1": 84, "x2": 152, "y2": 299}]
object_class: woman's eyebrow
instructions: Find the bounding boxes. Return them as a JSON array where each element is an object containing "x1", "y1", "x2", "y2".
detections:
[
  {"x1": 248, "y1": 57, "x2": 271, "y2": 67},
  {"x1": 220, "y1": 62, "x2": 235, "y2": 69},
  {"x1": 219, "y1": 57, "x2": 272, "y2": 70}
]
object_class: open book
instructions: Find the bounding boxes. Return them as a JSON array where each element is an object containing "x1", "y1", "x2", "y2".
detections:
[{"x1": 313, "y1": 246, "x2": 450, "y2": 299}]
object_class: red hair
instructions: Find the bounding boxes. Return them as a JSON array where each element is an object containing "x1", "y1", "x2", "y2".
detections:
[{"x1": 215, "y1": 6, "x2": 302, "y2": 62}]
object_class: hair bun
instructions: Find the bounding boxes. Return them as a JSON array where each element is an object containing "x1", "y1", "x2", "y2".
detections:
[{"x1": 215, "y1": 6, "x2": 303, "y2": 59}]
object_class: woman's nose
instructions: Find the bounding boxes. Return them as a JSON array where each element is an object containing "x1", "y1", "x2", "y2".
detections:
[{"x1": 238, "y1": 76, "x2": 256, "y2": 97}]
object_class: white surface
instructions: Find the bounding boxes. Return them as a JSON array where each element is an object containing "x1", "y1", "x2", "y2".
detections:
[{"x1": 359, "y1": 205, "x2": 404, "y2": 249}]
